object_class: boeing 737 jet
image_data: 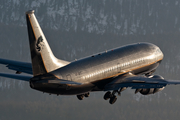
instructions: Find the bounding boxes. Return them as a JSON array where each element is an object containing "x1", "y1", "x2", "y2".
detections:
[{"x1": 0, "y1": 10, "x2": 180, "y2": 104}]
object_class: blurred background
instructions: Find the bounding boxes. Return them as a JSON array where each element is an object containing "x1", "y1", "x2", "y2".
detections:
[{"x1": 0, "y1": 0, "x2": 180, "y2": 119}]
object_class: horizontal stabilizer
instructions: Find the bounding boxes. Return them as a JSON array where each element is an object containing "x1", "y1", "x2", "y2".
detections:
[
  {"x1": 0, "y1": 58, "x2": 32, "y2": 74},
  {"x1": 0, "y1": 73, "x2": 32, "y2": 81}
]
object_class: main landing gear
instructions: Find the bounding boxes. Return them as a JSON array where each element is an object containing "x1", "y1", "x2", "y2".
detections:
[
  {"x1": 77, "y1": 92, "x2": 90, "y2": 100},
  {"x1": 104, "y1": 88, "x2": 126, "y2": 104},
  {"x1": 104, "y1": 91, "x2": 118, "y2": 104},
  {"x1": 104, "y1": 91, "x2": 117, "y2": 104}
]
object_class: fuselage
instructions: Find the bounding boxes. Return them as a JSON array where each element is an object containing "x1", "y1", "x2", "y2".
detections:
[{"x1": 30, "y1": 42, "x2": 164, "y2": 95}]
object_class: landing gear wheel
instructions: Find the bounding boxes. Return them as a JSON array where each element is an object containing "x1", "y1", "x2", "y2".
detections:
[
  {"x1": 84, "y1": 92, "x2": 90, "y2": 97},
  {"x1": 109, "y1": 96, "x2": 117, "y2": 104},
  {"x1": 104, "y1": 91, "x2": 112, "y2": 100},
  {"x1": 77, "y1": 95, "x2": 84, "y2": 100}
]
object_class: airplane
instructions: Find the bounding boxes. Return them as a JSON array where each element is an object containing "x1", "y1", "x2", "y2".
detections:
[{"x1": 0, "y1": 10, "x2": 180, "y2": 104}]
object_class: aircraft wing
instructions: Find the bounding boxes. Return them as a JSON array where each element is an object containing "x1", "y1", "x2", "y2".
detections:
[
  {"x1": 0, "y1": 73, "x2": 32, "y2": 81},
  {"x1": 104, "y1": 73, "x2": 180, "y2": 91},
  {"x1": 0, "y1": 58, "x2": 32, "y2": 74}
]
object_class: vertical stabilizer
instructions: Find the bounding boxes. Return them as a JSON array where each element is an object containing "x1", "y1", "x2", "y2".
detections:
[{"x1": 26, "y1": 10, "x2": 69, "y2": 76}]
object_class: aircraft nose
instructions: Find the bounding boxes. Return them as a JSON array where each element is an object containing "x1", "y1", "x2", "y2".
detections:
[{"x1": 155, "y1": 47, "x2": 164, "y2": 61}]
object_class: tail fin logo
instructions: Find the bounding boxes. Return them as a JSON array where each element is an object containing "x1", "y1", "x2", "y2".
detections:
[{"x1": 36, "y1": 36, "x2": 44, "y2": 52}]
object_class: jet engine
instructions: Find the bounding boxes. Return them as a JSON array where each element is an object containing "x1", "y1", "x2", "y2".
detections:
[
  {"x1": 148, "y1": 74, "x2": 164, "y2": 79},
  {"x1": 138, "y1": 75, "x2": 165, "y2": 95},
  {"x1": 139, "y1": 88, "x2": 154, "y2": 95}
]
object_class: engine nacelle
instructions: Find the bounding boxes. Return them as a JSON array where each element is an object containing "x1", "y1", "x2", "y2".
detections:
[
  {"x1": 153, "y1": 87, "x2": 165, "y2": 94},
  {"x1": 139, "y1": 75, "x2": 165, "y2": 95},
  {"x1": 140, "y1": 88, "x2": 154, "y2": 95},
  {"x1": 148, "y1": 75, "x2": 164, "y2": 79}
]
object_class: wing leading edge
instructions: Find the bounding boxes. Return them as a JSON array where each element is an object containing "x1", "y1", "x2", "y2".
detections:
[{"x1": 104, "y1": 73, "x2": 180, "y2": 91}]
